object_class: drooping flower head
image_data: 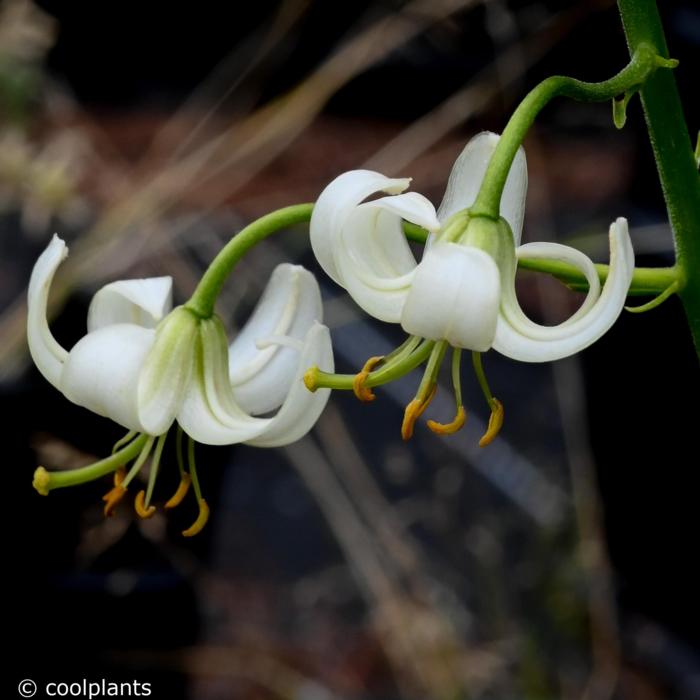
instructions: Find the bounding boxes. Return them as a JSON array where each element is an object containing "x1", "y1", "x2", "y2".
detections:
[
  {"x1": 307, "y1": 132, "x2": 634, "y2": 442},
  {"x1": 29, "y1": 235, "x2": 334, "y2": 534}
]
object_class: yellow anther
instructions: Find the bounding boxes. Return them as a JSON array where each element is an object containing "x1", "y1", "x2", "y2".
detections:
[
  {"x1": 479, "y1": 398, "x2": 504, "y2": 447},
  {"x1": 113, "y1": 467, "x2": 126, "y2": 487},
  {"x1": 352, "y1": 355, "x2": 384, "y2": 402},
  {"x1": 427, "y1": 406, "x2": 467, "y2": 435},
  {"x1": 164, "y1": 474, "x2": 191, "y2": 510},
  {"x1": 102, "y1": 485, "x2": 127, "y2": 517},
  {"x1": 401, "y1": 385, "x2": 437, "y2": 441},
  {"x1": 134, "y1": 490, "x2": 156, "y2": 519},
  {"x1": 182, "y1": 498, "x2": 210, "y2": 537},
  {"x1": 303, "y1": 366, "x2": 319, "y2": 392},
  {"x1": 33, "y1": 467, "x2": 51, "y2": 496}
]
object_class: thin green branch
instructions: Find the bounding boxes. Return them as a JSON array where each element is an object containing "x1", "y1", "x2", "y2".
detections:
[
  {"x1": 471, "y1": 42, "x2": 676, "y2": 220},
  {"x1": 186, "y1": 203, "x2": 314, "y2": 318},
  {"x1": 517, "y1": 258, "x2": 678, "y2": 296}
]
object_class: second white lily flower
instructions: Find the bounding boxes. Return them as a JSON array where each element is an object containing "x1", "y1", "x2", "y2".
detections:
[{"x1": 310, "y1": 131, "x2": 634, "y2": 363}]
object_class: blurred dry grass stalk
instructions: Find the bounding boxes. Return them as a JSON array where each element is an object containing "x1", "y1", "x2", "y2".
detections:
[{"x1": 4, "y1": 0, "x2": 626, "y2": 698}]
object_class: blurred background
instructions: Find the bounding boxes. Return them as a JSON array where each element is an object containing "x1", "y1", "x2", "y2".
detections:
[{"x1": 3, "y1": 0, "x2": 699, "y2": 698}]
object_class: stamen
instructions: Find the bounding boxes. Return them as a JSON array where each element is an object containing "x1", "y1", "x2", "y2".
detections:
[
  {"x1": 401, "y1": 385, "x2": 437, "y2": 441},
  {"x1": 401, "y1": 341, "x2": 447, "y2": 440},
  {"x1": 187, "y1": 437, "x2": 203, "y2": 501},
  {"x1": 427, "y1": 349, "x2": 467, "y2": 436},
  {"x1": 164, "y1": 474, "x2": 191, "y2": 510},
  {"x1": 134, "y1": 490, "x2": 156, "y2": 519},
  {"x1": 472, "y1": 352, "x2": 505, "y2": 447},
  {"x1": 113, "y1": 467, "x2": 126, "y2": 487},
  {"x1": 353, "y1": 356, "x2": 384, "y2": 402},
  {"x1": 102, "y1": 485, "x2": 127, "y2": 517},
  {"x1": 175, "y1": 425, "x2": 186, "y2": 477},
  {"x1": 182, "y1": 498, "x2": 210, "y2": 538},
  {"x1": 428, "y1": 406, "x2": 466, "y2": 435},
  {"x1": 120, "y1": 436, "x2": 156, "y2": 489},
  {"x1": 111, "y1": 430, "x2": 137, "y2": 454},
  {"x1": 181, "y1": 436, "x2": 210, "y2": 537},
  {"x1": 479, "y1": 399, "x2": 504, "y2": 447},
  {"x1": 144, "y1": 433, "x2": 168, "y2": 508}
]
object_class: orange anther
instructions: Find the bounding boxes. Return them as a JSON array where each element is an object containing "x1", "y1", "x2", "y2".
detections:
[
  {"x1": 113, "y1": 467, "x2": 126, "y2": 487},
  {"x1": 427, "y1": 406, "x2": 467, "y2": 435},
  {"x1": 401, "y1": 385, "x2": 437, "y2": 441},
  {"x1": 102, "y1": 485, "x2": 127, "y2": 517},
  {"x1": 134, "y1": 490, "x2": 156, "y2": 519},
  {"x1": 352, "y1": 356, "x2": 384, "y2": 402},
  {"x1": 479, "y1": 398, "x2": 504, "y2": 447},
  {"x1": 182, "y1": 498, "x2": 210, "y2": 537},
  {"x1": 164, "y1": 474, "x2": 191, "y2": 510}
]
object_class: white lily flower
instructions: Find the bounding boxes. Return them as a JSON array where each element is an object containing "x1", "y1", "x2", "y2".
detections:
[
  {"x1": 28, "y1": 234, "x2": 333, "y2": 534},
  {"x1": 310, "y1": 131, "x2": 634, "y2": 362},
  {"x1": 309, "y1": 131, "x2": 634, "y2": 443}
]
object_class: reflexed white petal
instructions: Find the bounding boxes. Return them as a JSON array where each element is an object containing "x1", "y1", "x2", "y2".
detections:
[
  {"x1": 179, "y1": 318, "x2": 333, "y2": 447},
  {"x1": 335, "y1": 200, "x2": 422, "y2": 322},
  {"x1": 27, "y1": 233, "x2": 68, "y2": 388},
  {"x1": 310, "y1": 169, "x2": 411, "y2": 285},
  {"x1": 87, "y1": 277, "x2": 173, "y2": 332},
  {"x1": 437, "y1": 132, "x2": 528, "y2": 244},
  {"x1": 493, "y1": 218, "x2": 634, "y2": 362},
  {"x1": 246, "y1": 322, "x2": 334, "y2": 447},
  {"x1": 400, "y1": 243, "x2": 501, "y2": 351},
  {"x1": 369, "y1": 191, "x2": 441, "y2": 234},
  {"x1": 60, "y1": 324, "x2": 155, "y2": 432},
  {"x1": 137, "y1": 307, "x2": 198, "y2": 435},
  {"x1": 511, "y1": 242, "x2": 601, "y2": 333},
  {"x1": 230, "y1": 264, "x2": 323, "y2": 415}
]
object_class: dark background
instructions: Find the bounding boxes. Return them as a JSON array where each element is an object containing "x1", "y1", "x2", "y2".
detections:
[{"x1": 3, "y1": 1, "x2": 699, "y2": 698}]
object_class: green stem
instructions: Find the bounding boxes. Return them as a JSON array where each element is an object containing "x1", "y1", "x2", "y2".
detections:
[
  {"x1": 617, "y1": 0, "x2": 700, "y2": 358},
  {"x1": 187, "y1": 203, "x2": 314, "y2": 318},
  {"x1": 471, "y1": 43, "x2": 674, "y2": 220},
  {"x1": 517, "y1": 259, "x2": 678, "y2": 296}
]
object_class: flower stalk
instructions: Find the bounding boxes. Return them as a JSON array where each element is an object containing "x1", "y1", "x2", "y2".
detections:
[
  {"x1": 469, "y1": 42, "x2": 677, "y2": 221},
  {"x1": 186, "y1": 203, "x2": 314, "y2": 318}
]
